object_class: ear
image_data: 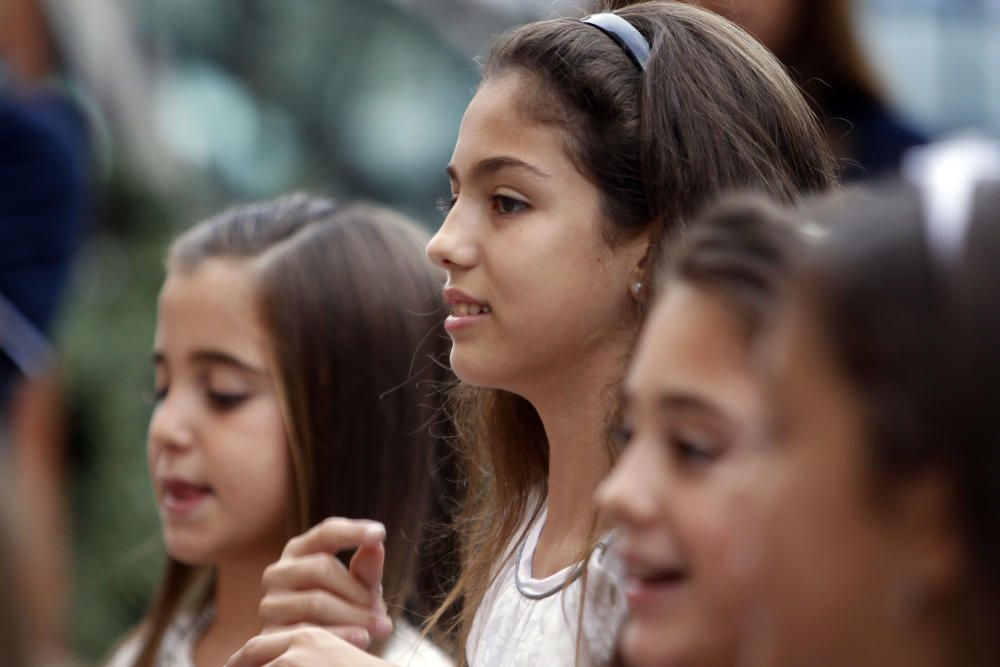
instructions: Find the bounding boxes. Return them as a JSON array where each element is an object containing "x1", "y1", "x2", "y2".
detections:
[{"x1": 629, "y1": 241, "x2": 655, "y2": 302}]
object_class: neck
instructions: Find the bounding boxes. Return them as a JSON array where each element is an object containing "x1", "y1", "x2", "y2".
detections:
[
  {"x1": 196, "y1": 549, "x2": 278, "y2": 667},
  {"x1": 522, "y1": 334, "x2": 629, "y2": 577},
  {"x1": 213, "y1": 556, "x2": 270, "y2": 635}
]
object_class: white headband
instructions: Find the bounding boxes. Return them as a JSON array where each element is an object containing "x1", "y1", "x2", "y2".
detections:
[{"x1": 902, "y1": 135, "x2": 1000, "y2": 267}]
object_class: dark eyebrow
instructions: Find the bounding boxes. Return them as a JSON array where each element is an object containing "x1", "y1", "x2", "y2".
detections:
[
  {"x1": 151, "y1": 350, "x2": 264, "y2": 375},
  {"x1": 446, "y1": 156, "x2": 551, "y2": 183}
]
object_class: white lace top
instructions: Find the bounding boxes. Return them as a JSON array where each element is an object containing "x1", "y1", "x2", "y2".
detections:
[
  {"x1": 104, "y1": 607, "x2": 452, "y2": 667},
  {"x1": 465, "y1": 507, "x2": 626, "y2": 667}
]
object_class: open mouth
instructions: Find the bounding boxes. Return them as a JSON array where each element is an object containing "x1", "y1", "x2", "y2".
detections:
[
  {"x1": 636, "y1": 568, "x2": 688, "y2": 586},
  {"x1": 449, "y1": 302, "x2": 492, "y2": 316},
  {"x1": 161, "y1": 479, "x2": 213, "y2": 515},
  {"x1": 623, "y1": 560, "x2": 691, "y2": 608}
]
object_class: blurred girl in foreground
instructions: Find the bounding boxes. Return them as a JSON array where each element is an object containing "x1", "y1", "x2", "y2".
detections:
[
  {"x1": 598, "y1": 197, "x2": 813, "y2": 667},
  {"x1": 741, "y1": 155, "x2": 1000, "y2": 666}
]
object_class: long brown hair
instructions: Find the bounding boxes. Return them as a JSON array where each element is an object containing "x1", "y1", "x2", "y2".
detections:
[
  {"x1": 664, "y1": 194, "x2": 811, "y2": 342},
  {"x1": 132, "y1": 195, "x2": 450, "y2": 665},
  {"x1": 795, "y1": 182, "x2": 1000, "y2": 664},
  {"x1": 430, "y1": 1, "x2": 837, "y2": 658}
]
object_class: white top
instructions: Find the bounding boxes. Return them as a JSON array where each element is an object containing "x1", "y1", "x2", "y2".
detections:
[
  {"x1": 466, "y1": 507, "x2": 626, "y2": 667},
  {"x1": 104, "y1": 608, "x2": 452, "y2": 667}
]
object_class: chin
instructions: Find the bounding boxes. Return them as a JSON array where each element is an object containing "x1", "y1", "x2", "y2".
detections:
[
  {"x1": 449, "y1": 347, "x2": 511, "y2": 390},
  {"x1": 620, "y1": 620, "x2": 710, "y2": 667},
  {"x1": 620, "y1": 620, "x2": 674, "y2": 667},
  {"x1": 163, "y1": 534, "x2": 217, "y2": 566}
]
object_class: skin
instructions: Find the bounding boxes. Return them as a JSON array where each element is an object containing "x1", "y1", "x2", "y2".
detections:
[
  {"x1": 737, "y1": 299, "x2": 960, "y2": 667},
  {"x1": 597, "y1": 284, "x2": 767, "y2": 667},
  {"x1": 428, "y1": 69, "x2": 648, "y2": 576},
  {"x1": 228, "y1": 69, "x2": 649, "y2": 666},
  {"x1": 150, "y1": 259, "x2": 290, "y2": 667}
]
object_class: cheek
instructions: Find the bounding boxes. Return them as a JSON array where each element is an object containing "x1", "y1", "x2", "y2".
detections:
[{"x1": 214, "y1": 402, "x2": 290, "y2": 513}]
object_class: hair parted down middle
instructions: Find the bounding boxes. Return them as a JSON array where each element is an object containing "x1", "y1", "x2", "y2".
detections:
[{"x1": 131, "y1": 195, "x2": 453, "y2": 666}]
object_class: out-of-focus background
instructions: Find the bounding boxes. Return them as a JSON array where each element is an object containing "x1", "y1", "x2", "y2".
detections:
[{"x1": 0, "y1": 0, "x2": 997, "y2": 664}]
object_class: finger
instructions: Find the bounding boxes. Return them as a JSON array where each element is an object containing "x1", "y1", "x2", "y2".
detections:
[
  {"x1": 349, "y1": 542, "x2": 384, "y2": 593},
  {"x1": 260, "y1": 624, "x2": 372, "y2": 650},
  {"x1": 259, "y1": 590, "x2": 380, "y2": 630},
  {"x1": 263, "y1": 553, "x2": 372, "y2": 607},
  {"x1": 283, "y1": 518, "x2": 386, "y2": 559},
  {"x1": 225, "y1": 631, "x2": 293, "y2": 667},
  {"x1": 349, "y1": 543, "x2": 387, "y2": 623}
]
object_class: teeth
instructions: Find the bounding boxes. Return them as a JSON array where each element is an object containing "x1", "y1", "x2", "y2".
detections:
[{"x1": 450, "y1": 303, "x2": 492, "y2": 316}]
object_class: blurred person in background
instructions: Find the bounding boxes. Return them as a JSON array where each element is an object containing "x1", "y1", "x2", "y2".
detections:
[
  {"x1": 105, "y1": 196, "x2": 453, "y2": 667},
  {"x1": 1, "y1": 0, "x2": 92, "y2": 662},
  {"x1": 0, "y1": 473, "x2": 33, "y2": 667},
  {"x1": 738, "y1": 143, "x2": 1000, "y2": 667},
  {"x1": 687, "y1": 0, "x2": 927, "y2": 180}
]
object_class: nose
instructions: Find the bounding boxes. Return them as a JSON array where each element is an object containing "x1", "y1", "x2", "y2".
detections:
[
  {"x1": 597, "y1": 438, "x2": 661, "y2": 529},
  {"x1": 147, "y1": 390, "x2": 196, "y2": 453},
  {"x1": 426, "y1": 207, "x2": 478, "y2": 271}
]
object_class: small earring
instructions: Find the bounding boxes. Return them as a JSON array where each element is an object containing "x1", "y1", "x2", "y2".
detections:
[{"x1": 631, "y1": 281, "x2": 643, "y2": 298}]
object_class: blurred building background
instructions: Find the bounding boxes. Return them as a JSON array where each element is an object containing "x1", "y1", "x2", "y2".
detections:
[
  {"x1": 863, "y1": 0, "x2": 1000, "y2": 136},
  {"x1": 0, "y1": 0, "x2": 998, "y2": 664}
]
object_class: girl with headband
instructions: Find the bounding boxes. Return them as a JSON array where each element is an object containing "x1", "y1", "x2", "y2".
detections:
[{"x1": 228, "y1": 3, "x2": 836, "y2": 666}]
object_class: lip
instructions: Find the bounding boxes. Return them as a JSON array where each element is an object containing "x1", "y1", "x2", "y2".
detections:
[
  {"x1": 620, "y1": 551, "x2": 689, "y2": 612},
  {"x1": 442, "y1": 286, "x2": 491, "y2": 334},
  {"x1": 159, "y1": 477, "x2": 213, "y2": 519}
]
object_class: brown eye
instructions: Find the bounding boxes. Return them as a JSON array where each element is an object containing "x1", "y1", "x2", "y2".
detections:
[{"x1": 492, "y1": 194, "x2": 528, "y2": 215}]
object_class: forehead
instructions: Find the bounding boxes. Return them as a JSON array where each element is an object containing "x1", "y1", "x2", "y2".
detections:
[
  {"x1": 452, "y1": 71, "x2": 578, "y2": 178},
  {"x1": 156, "y1": 259, "x2": 269, "y2": 364},
  {"x1": 628, "y1": 283, "x2": 763, "y2": 418}
]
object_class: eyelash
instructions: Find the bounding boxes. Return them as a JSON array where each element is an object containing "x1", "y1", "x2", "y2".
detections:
[
  {"x1": 148, "y1": 386, "x2": 168, "y2": 406},
  {"x1": 148, "y1": 384, "x2": 249, "y2": 412},
  {"x1": 434, "y1": 193, "x2": 529, "y2": 217},
  {"x1": 206, "y1": 391, "x2": 249, "y2": 411},
  {"x1": 492, "y1": 194, "x2": 528, "y2": 215},
  {"x1": 613, "y1": 418, "x2": 720, "y2": 466},
  {"x1": 670, "y1": 432, "x2": 719, "y2": 465},
  {"x1": 436, "y1": 195, "x2": 457, "y2": 216}
]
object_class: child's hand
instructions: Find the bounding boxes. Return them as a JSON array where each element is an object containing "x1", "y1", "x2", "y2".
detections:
[
  {"x1": 226, "y1": 626, "x2": 390, "y2": 667},
  {"x1": 260, "y1": 518, "x2": 393, "y2": 649}
]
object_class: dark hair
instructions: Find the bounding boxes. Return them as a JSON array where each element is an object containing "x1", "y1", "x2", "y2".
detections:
[
  {"x1": 134, "y1": 194, "x2": 451, "y2": 665},
  {"x1": 664, "y1": 194, "x2": 811, "y2": 343},
  {"x1": 435, "y1": 1, "x2": 837, "y2": 656},
  {"x1": 798, "y1": 181, "x2": 1000, "y2": 663},
  {"x1": 772, "y1": 0, "x2": 884, "y2": 109}
]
